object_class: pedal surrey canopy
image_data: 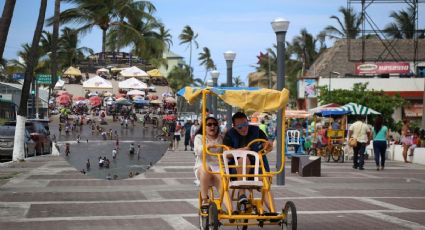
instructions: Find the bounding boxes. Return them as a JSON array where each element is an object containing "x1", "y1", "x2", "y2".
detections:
[{"x1": 177, "y1": 86, "x2": 289, "y2": 113}]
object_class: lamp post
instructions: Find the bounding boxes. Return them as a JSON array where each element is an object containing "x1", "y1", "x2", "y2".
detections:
[
  {"x1": 271, "y1": 17, "x2": 289, "y2": 186},
  {"x1": 206, "y1": 79, "x2": 213, "y2": 113},
  {"x1": 210, "y1": 70, "x2": 220, "y2": 118},
  {"x1": 224, "y1": 50, "x2": 236, "y2": 130}
]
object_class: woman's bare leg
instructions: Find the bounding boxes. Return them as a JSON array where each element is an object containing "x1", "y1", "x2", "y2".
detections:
[
  {"x1": 402, "y1": 144, "x2": 410, "y2": 163},
  {"x1": 197, "y1": 167, "x2": 210, "y2": 201}
]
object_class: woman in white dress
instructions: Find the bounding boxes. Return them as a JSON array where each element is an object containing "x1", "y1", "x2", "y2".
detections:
[{"x1": 194, "y1": 117, "x2": 223, "y2": 207}]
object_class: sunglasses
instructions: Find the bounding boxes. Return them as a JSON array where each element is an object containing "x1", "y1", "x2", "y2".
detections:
[
  {"x1": 235, "y1": 122, "x2": 249, "y2": 130},
  {"x1": 206, "y1": 123, "x2": 218, "y2": 127}
]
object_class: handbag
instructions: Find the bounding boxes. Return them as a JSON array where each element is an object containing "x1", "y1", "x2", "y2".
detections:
[{"x1": 349, "y1": 137, "x2": 357, "y2": 147}]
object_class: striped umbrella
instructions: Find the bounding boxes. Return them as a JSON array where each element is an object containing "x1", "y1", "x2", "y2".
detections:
[{"x1": 339, "y1": 102, "x2": 380, "y2": 115}]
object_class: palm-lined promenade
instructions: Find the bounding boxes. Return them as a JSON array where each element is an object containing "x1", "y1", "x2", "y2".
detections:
[
  {"x1": 0, "y1": 1, "x2": 424, "y2": 229},
  {"x1": 0, "y1": 147, "x2": 425, "y2": 229}
]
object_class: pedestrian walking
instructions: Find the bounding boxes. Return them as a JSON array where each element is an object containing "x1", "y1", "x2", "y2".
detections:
[
  {"x1": 183, "y1": 120, "x2": 192, "y2": 151},
  {"x1": 129, "y1": 143, "x2": 135, "y2": 154},
  {"x1": 349, "y1": 116, "x2": 371, "y2": 170},
  {"x1": 65, "y1": 125, "x2": 70, "y2": 135},
  {"x1": 86, "y1": 159, "x2": 90, "y2": 171},
  {"x1": 136, "y1": 144, "x2": 141, "y2": 160},
  {"x1": 108, "y1": 129, "x2": 113, "y2": 140},
  {"x1": 77, "y1": 135, "x2": 81, "y2": 143},
  {"x1": 174, "y1": 122, "x2": 182, "y2": 150},
  {"x1": 115, "y1": 138, "x2": 120, "y2": 150},
  {"x1": 169, "y1": 121, "x2": 176, "y2": 150},
  {"x1": 58, "y1": 123, "x2": 62, "y2": 135},
  {"x1": 190, "y1": 120, "x2": 200, "y2": 151},
  {"x1": 401, "y1": 119, "x2": 412, "y2": 163},
  {"x1": 112, "y1": 148, "x2": 117, "y2": 159},
  {"x1": 98, "y1": 157, "x2": 104, "y2": 167},
  {"x1": 65, "y1": 143, "x2": 70, "y2": 156},
  {"x1": 372, "y1": 116, "x2": 389, "y2": 171}
]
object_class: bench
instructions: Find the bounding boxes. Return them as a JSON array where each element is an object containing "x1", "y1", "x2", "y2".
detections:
[{"x1": 291, "y1": 155, "x2": 321, "y2": 177}]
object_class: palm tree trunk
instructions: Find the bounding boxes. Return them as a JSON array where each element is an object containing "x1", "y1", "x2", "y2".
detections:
[
  {"x1": 188, "y1": 42, "x2": 192, "y2": 78},
  {"x1": 13, "y1": 0, "x2": 48, "y2": 161},
  {"x1": 102, "y1": 28, "x2": 106, "y2": 62},
  {"x1": 0, "y1": 0, "x2": 17, "y2": 61},
  {"x1": 48, "y1": 0, "x2": 60, "y2": 117}
]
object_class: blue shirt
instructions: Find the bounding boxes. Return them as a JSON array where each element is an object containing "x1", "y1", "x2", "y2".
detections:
[{"x1": 373, "y1": 126, "x2": 388, "y2": 141}]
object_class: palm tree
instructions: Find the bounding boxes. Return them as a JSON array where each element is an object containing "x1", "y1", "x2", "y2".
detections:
[
  {"x1": 159, "y1": 25, "x2": 173, "y2": 51},
  {"x1": 13, "y1": 0, "x2": 48, "y2": 161},
  {"x1": 384, "y1": 7, "x2": 416, "y2": 39},
  {"x1": 106, "y1": 12, "x2": 164, "y2": 62},
  {"x1": 167, "y1": 64, "x2": 194, "y2": 92},
  {"x1": 0, "y1": 0, "x2": 17, "y2": 62},
  {"x1": 49, "y1": 0, "x2": 156, "y2": 54},
  {"x1": 8, "y1": 43, "x2": 48, "y2": 74},
  {"x1": 324, "y1": 6, "x2": 362, "y2": 39},
  {"x1": 60, "y1": 27, "x2": 93, "y2": 67},
  {"x1": 50, "y1": 0, "x2": 60, "y2": 92},
  {"x1": 198, "y1": 47, "x2": 216, "y2": 85},
  {"x1": 179, "y1": 25, "x2": 199, "y2": 78},
  {"x1": 233, "y1": 76, "x2": 245, "y2": 87}
]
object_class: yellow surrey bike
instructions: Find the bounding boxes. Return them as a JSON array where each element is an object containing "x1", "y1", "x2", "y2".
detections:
[{"x1": 178, "y1": 86, "x2": 297, "y2": 230}]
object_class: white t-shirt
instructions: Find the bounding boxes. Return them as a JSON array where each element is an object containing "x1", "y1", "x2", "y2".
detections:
[
  {"x1": 194, "y1": 134, "x2": 223, "y2": 172},
  {"x1": 349, "y1": 121, "x2": 370, "y2": 143},
  {"x1": 190, "y1": 124, "x2": 199, "y2": 137}
]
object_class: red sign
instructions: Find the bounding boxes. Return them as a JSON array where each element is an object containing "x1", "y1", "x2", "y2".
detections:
[{"x1": 355, "y1": 62, "x2": 410, "y2": 75}]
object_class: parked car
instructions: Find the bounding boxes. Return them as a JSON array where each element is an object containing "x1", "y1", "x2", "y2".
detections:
[
  {"x1": 0, "y1": 126, "x2": 36, "y2": 162},
  {"x1": 27, "y1": 118, "x2": 50, "y2": 134},
  {"x1": 4, "y1": 120, "x2": 52, "y2": 155}
]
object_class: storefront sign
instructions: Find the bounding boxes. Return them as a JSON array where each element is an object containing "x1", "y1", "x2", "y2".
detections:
[{"x1": 355, "y1": 62, "x2": 410, "y2": 75}]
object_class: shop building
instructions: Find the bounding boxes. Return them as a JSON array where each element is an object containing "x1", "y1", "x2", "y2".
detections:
[{"x1": 298, "y1": 39, "x2": 425, "y2": 122}]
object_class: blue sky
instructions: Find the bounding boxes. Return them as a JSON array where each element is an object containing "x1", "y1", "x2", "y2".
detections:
[{"x1": 2, "y1": 0, "x2": 424, "y2": 85}]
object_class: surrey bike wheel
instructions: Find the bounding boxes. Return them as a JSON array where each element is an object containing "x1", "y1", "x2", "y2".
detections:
[
  {"x1": 307, "y1": 148, "x2": 317, "y2": 156},
  {"x1": 208, "y1": 202, "x2": 219, "y2": 230},
  {"x1": 282, "y1": 201, "x2": 297, "y2": 230},
  {"x1": 199, "y1": 207, "x2": 209, "y2": 230},
  {"x1": 331, "y1": 147, "x2": 341, "y2": 162}
]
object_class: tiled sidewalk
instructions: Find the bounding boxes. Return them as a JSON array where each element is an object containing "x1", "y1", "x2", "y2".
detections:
[{"x1": 0, "y1": 148, "x2": 424, "y2": 230}]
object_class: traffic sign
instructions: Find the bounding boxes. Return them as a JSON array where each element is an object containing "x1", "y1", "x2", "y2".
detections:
[
  {"x1": 36, "y1": 74, "x2": 52, "y2": 84},
  {"x1": 12, "y1": 73, "x2": 24, "y2": 80}
]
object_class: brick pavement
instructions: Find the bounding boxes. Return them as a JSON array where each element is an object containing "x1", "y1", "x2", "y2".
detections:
[{"x1": 0, "y1": 147, "x2": 424, "y2": 230}]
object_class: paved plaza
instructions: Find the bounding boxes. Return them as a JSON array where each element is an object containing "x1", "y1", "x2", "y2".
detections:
[{"x1": 0, "y1": 146, "x2": 424, "y2": 230}]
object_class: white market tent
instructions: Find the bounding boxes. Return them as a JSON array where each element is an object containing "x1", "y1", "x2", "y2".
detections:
[
  {"x1": 96, "y1": 68, "x2": 110, "y2": 75},
  {"x1": 119, "y1": 66, "x2": 149, "y2": 78},
  {"x1": 82, "y1": 76, "x2": 113, "y2": 89},
  {"x1": 118, "y1": 77, "x2": 147, "y2": 89},
  {"x1": 127, "y1": 89, "x2": 145, "y2": 96},
  {"x1": 54, "y1": 79, "x2": 65, "y2": 89}
]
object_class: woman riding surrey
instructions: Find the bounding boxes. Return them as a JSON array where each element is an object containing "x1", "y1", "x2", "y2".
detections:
[{"x1": 194, "y1": 117, "x2": 223, "y2": 207}]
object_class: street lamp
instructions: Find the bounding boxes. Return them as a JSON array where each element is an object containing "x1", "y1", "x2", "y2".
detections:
[
  {"x1": 224, "y1": 50, "x2": 236, "y2": 130},
  {"x1": 210, "y1": 70, "x2": 220, "y2": 118},
  {"x1": 206, "y1": 79, "x2": 213, "y2": 113},
  {"x1": 271, "y1": 17, "x2": 289, "y2": 186}
]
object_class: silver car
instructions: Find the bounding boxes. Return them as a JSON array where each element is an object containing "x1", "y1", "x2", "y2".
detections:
[{"x1": 0, "y1": 126, "x2": 36, "y2": 162}]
